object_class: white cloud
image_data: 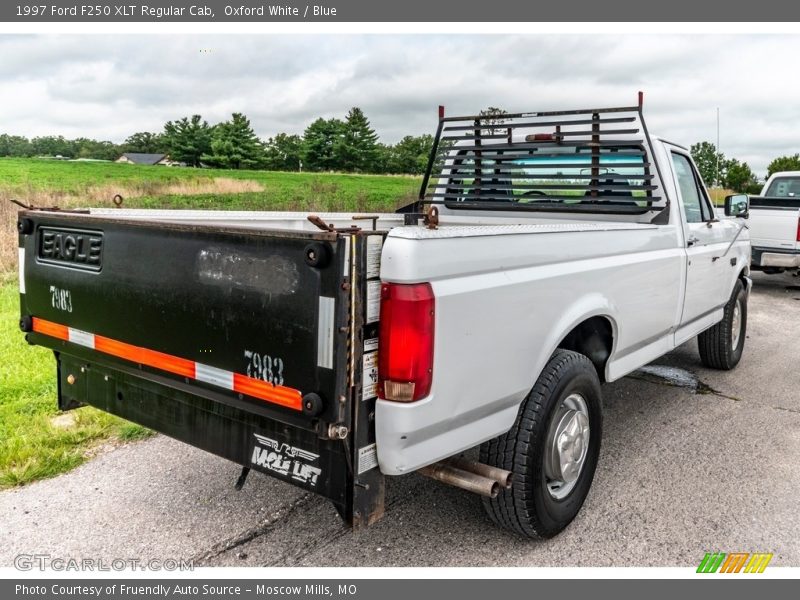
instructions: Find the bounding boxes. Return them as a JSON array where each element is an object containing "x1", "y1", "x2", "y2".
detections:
[{"x1": 0, "y1": 33, "x2": 798, "y2": 175}]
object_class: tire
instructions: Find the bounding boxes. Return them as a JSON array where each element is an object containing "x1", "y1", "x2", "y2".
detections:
[
  {"x1": 479, "y1": 349, "x2": 603, "y2": 538},
  {"x1": 697, "y1": 279, "x2": 747, "y2": 370}
]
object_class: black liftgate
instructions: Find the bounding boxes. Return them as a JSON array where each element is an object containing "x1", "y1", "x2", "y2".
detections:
[{"x1": 17, "y1": 211, "x2": 387, "y2": 527}]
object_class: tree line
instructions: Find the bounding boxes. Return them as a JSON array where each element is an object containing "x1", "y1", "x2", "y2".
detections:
[
  {"x1": 2, "y1": 106, "x2": 798, "y2": 186},
  {"x1": 0, "y1": 107, "x2": 434, "y2": 175},
  {"x1": 690, "y1": 141, "x2": 800, "y2": 193}
]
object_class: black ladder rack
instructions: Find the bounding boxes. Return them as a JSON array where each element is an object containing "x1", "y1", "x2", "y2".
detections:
[{"x1": 404, "y1": 93, "x2": 671, "y2": 222}]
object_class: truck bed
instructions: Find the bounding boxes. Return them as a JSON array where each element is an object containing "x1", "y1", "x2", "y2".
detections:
[
  {"x1": 74, "y1": 207, "x2": 657, "y2": 235},
  {"x1": 17, "y1": 206, "x2": 671, "y2": 482}
]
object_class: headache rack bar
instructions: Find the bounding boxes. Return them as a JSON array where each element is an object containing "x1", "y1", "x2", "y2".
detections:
[{"x1": 404, "y1": 92, "x2": 670, "y2": 221}]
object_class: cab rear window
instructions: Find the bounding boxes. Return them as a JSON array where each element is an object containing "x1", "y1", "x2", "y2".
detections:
[
  {"x1": 445, "y1": 149, "x2": 652, "y2": 210},
  {"x1": 765, "y1": 177, "x2": 800, "y2": 197}
]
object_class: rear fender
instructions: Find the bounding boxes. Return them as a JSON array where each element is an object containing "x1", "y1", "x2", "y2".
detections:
[{"x1": 532, "y1": 293, "x2": 620, "y2": 387}]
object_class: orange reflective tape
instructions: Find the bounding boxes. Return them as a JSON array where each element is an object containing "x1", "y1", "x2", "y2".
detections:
[
  {"x1": 140, "y1": 347, "x2": 196, "y2": 379},
  {"x1": 233, "y1": 373, "x2": 303, "y2": 411},
  {"x1": 32, "y1": 317, "x2": 69, "y2": 341},
  {"x1": 94, "y1": 334, "x2": 145, "y2": 363},
  {"x1": 31, "y1": 317, "x2": 303, "y2": 412},
  {"x1": 95, "y1": 336, "x2": 194, "y2": 379}
]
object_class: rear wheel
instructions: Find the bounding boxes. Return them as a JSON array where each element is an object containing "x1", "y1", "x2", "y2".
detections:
[
  {"x1": 480, "y1": 349, "x2": 602, "y2": 538},
  {"x1": 697, "y1": 279, "x2": 747, "y2": 370}
]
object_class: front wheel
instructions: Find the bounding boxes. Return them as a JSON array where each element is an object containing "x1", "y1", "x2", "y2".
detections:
[
  {"x1": 480, "y1": 349, "x2": 603, "y2": 538},
  {"x1": 697, "y1": 279, "x2": 747, "y2": 370}
]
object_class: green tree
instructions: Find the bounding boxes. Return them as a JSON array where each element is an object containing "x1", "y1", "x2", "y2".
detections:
[
  {"x1": 30, "y1": 135, "x2": 74, "y2": 157},
  {"x1": 387, "y1": 134, "x2": 434, "y2": 174},
  {"x1": 302, "y1": 117, "x2": 344, "y2": 171},
  {"x1": 479, "y1": 106, "x2": 508, "y2": 135},
  {"x1": 766, "y1": 154, "x2": 800, "y2": 179},
  {"x1": 0, "y1": 134, "x2": 33, "y2": 157},
  {"x1": 690, "y1": 141, "x2": 726, "y2": 186},
  {"x1": 723, "y1": 159, "x2": 758, "y2": 193},
  {"x1": 124, "y1": 131, "x2": 165, "y2": 154},
  {"x1": 202, "y1": 113, "x2": 265, "y2": 170},
  {"x1": 163, "y1": 115, "x2": 213, "y2": 167},
  {"x1": 263, "y1": 133, "x2": 303, "y2": 171},
  {"x1": 334, "y1": 108, "x2": 380, "y2": 172},
  {"x1": 72, "y1": 138, "x2": 120, "y2": 160},
  {"x1": 372, "y1": 143, "x2": 392, "y2": 174}
]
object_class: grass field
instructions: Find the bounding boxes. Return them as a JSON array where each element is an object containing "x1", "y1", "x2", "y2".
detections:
[
  {"x1": 0, "y1": 282, "x2": 152, "y2": 488},
  {"x1": 0, "y1": 158, "x2": 420, "y2": 203},
  {"x1": 0, "y1": 158, "x2": 420, "y2": 274}
]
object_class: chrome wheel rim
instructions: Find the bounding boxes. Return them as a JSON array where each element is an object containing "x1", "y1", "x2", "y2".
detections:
[
  {"x1": 731, "y1": 298, "x2": 742, "y2": 350},
  {"x1": 544, "y1": 393, "x2": 590, "y2": 500}
]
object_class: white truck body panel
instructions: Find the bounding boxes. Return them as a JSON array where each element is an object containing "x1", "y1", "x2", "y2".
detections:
[
  {"x1": 376, "y1": 138, "x2": 750, "y2": 474},
  {"x1": 749, "y1": 209, "x2": 799, "y2": 251},
  {"x1": 748, "y1": 171, "x2": 800, "y2": 268}
]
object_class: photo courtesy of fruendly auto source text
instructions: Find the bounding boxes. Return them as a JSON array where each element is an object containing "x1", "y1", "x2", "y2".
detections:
[{"x1": 0, "y1": 1, "x2": 797, "y2": 598}]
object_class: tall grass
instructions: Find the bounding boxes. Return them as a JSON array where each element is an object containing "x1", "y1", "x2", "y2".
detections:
[
  {"x1": 708, "y1": 188, "x2": 735, "y2": 207},
  {"x1": 0, "y1": 196, "x2": 17, "y2": 278}
]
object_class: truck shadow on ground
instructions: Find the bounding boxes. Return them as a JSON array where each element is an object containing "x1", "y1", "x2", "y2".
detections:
[{"x1": 202, "y1": 352, "x2": 722, "y2": 567}]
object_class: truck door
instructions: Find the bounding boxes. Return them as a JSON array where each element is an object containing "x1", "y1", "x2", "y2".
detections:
[{"x1": 670, "y1": 151, "x2": 729, "y2": 327}]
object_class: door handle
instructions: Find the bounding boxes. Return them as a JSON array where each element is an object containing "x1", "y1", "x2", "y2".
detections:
[{"x1": 687, "y1": 235, "x2": 700, "y2": 247}]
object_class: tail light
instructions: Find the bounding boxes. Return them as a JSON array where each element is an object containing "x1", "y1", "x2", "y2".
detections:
[
  {"x1": 796, "y1": 217, "x2": 800, "y2": 242},
  {"x1": 378, "y1": 282, "x2": 435, "y2": 402}
]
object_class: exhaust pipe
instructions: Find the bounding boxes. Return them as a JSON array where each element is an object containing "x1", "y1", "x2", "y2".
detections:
[
  {"x1": 418, "y1": 463, "x2": 500, "y2": 498},
  {"x1": 444, "y1": 456, "x2": 513, "y2": 489}
]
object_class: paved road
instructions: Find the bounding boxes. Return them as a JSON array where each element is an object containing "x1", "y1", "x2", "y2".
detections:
[{"x1": 1, "y1": 272, "x2": 798, "y2": 567}]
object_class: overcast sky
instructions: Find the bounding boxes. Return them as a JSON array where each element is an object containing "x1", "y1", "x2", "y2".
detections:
[{"x1": 0, "y1": 34, "x2": 796, "y2": 176}]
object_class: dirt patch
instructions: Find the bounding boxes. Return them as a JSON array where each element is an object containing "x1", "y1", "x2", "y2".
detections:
[
  {"x1": 81, "y1": 438, "x2": 130, "y2": 460},
  {"x1": 49, "y1": 413, "x2": 77, "y2": 429}
]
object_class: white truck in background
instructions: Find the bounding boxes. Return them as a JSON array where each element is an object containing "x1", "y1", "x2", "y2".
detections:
[
  {"x1": 17, "y1": 97, "x2": 752, "y2": 539},
  {"x1": 745, "y1": 171, "x2": 800, "y2": 273}
]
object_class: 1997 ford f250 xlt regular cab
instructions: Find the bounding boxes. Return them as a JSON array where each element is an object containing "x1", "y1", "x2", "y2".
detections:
[
  {"x1": 741, "y1": 171, "x2": 800, "y2": 273},
  {"x1": 16, "y1": 97, "x2": 751, "y2": 538}
]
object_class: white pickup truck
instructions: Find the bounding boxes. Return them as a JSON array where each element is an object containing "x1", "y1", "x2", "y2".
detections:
[
  {"x1": 745, "y1": 171, "x2": 800, "y2": 273},
  {"x1": 17, "y1": 98, "x2": 751, "y2": 539}
]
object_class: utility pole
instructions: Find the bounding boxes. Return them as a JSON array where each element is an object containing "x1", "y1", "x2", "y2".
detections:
[{"x1": 716, "y1": 107, "x2": 720, "y2": 187}]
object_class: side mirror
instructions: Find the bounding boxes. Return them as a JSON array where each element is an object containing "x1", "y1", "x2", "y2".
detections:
[{"x1": 724, "y1": 194, "x2": 749, "y2": 219}]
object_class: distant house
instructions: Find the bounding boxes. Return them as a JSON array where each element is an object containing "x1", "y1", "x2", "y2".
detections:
[{"x1": 115, "y1": 153, "x2": 177, "y2": 166}]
